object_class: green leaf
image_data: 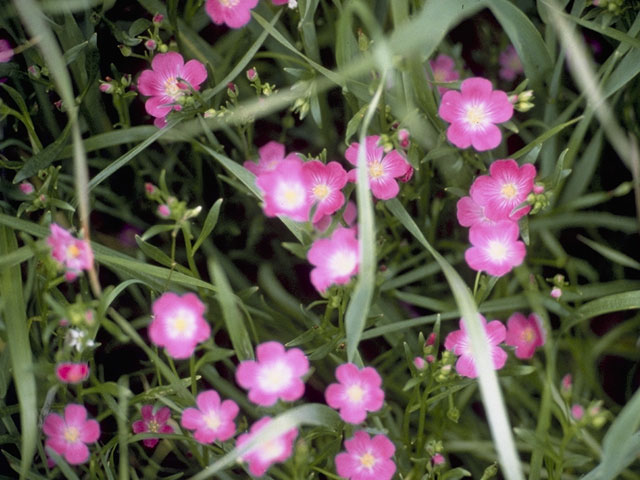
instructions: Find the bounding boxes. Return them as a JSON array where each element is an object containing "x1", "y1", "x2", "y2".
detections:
[
  {"x1": 187, "y1": 404, "x2": 341, "y2": 480},
  {"x1": 13, "y1": 122, "x2": 72, "y2": 183},
  {"x1": 567, "y1": 291, "x2": 640, "y2": 331},
  {"x1": 442, "y1": 468, "x2": 472, "y2": 480},
  {"x1": 209, "y1": 258, "x2": 254, "y2": 361},
  {"x1": 128, "y1": 18, "x2": 151, "y2": 37},
  {"x1": 510, "y1": 117, "x2": 582, "y2": 160},
  {"x1": 0, "y1": 245, "x2": 34, "y2": 271},
  {"x1": 192, "y1": 198, "x2": 223, "y2": 255},
  {"x1": 578, "y1": 235, "x2": 640, "y2": 271},
  {"x1": 134, "y1": 235, "x2": 192, "y2": 276},
  {"x1": 0, "y1": 226, "x2": 37, "y2": 480}
]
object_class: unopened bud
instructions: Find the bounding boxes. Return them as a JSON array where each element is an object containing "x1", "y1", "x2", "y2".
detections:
[
  {"x1": 157, "y1": 204, "x2": 171, "y2": 218},
  {"x1": 118, "y1": 45, "x2": 132, "y2": 57},
  {"x1": 246, "y1": 67, "x2": 258, "y2": 81},
  {"x1": 19, "y1": 182, "x2": 34, "y2": 194},
  {"x1": 145, "y1": 39, "x2": 157, "y2": 51},
  {"x1": 432, "y1": 453, "x2": 445, "y2": 466},
  {"x1": 413, "y1": 357, "x2": 426, "y2": 370},
  {"x1": 27, "y1": 65, "x2": 40, "y2": 78},
  {"x1": 571, "y1": 404, "x2": 585, "y2": 420},
  {"x1": 551, "y1": 287, "x2": 562, "y2": 299},
  {"x1": 153, "y1": 13, "x2": 164, "y2": 25}
]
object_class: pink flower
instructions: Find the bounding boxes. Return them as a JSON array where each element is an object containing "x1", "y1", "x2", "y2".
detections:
[
  {"x1": 325, "y1": 363, "x2": 384, "y2": 424},
  {"x1": 505, "y1": 312, "x2": 545, "y2": 359},
  {"x1": 465, "y1": 220, "x2": 526, "y2": 277},
  {"x1": 272, "y1": 0, "x2": 297, "y2": 6},
  {"x1": 444, "y1": 315, "x2": 507, "y2": 378},
  {"x1": 47, "y1": 223, "x2": 94, "y2": 281},
  {"x1": 397, "y1": 129, "x2": 410, "y2": 149},
  {"x1": 152, "y1": 13, "x2": 164, "y2": 24},
  {"x1": 335, "y1": 431, "x2": 396, "y2": 480},
  {"x1": 413, "y1": 357, "x2": 426, "y2": 370},
  {"x1": 255, "y1": 156, "x2": 312, "y2": 222},
  {"x1": 157, "y1": 204, "x2": 171, "y2": 218},
  {"x1": 345, "y1": 135, "x2": 412, "y2": 200},
  {"x1": 137, "y1": 52, "x2": 207, "y2": 127},
  {"x1": 180, "y1": 390, "x2": 239, "y2": 444},
  {"x1": 244, "y1": 141, "x2": 300, "y2": 176},
  {"x1": 19, "y1": 181, "x2": 34, "y2": 194},
  {"x1": 571, "y1": 404, "x2": 585, "y2": 420},
  {"x1": 432, "y1": 453, "x2": 445, "y2": 466},
  {"x1": 562, "y1": 374, "x2": 572, "y2": 393},
  {"x1": 43, "y1": 404, "x2": 100, "y2": 465},
  {"x1": 470, "y1": 159, "x2": 536, "y2": 221},
  {"x1": 307, "y1": 226, "x2": 359, "y2": 293},
  {"x1": 148, "y1": 292, "x2": 211, "y2": 359},
  {"x1": 133, "y1": 405, "x2": 174, "y2": 448},
  {"x1": 438, "y1": 77, "x2": 513, "y2": 151},
  {"x1": 0, "y1": 39, "x2": 14, "y2": 63},
  {"x1": 429, "y1": 54, "x2": 459, "y2": 94},
  {"x1": 236, "y1": 341, "x2": 309, "y2": 406},
  {"x1": 302, "y1": 160, "x2": 348, "y2": 223},
  {"x1": 499, "y1": 45, "x2": 524, "y2": 82},
  {"x1": 205, "y1": 0, "x2": 259, "y2": 29},
  {"x1": 456, "y1": 195, "x2": 494, "y2": 228},
  {"x1": 55, "y1": 362, "x2": 90, "y2": 384},
  {"x1": 551, "y1": 287, "x2": 562, "y2": 299},
  {"x1": 314, "y1": 200, "x2": 357, "y2": 232},
  {"x1": 236, "y1": 417, "x2": 298, "y2": 476}
]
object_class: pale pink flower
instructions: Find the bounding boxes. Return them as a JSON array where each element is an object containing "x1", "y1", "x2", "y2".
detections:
[
  {"x1": 314, "y1": 200, "x2": 357, "y2": 232},
  {"x1": 551, "y1": 287, "x2": 562, "y2": 299},
  {"x1": 0, "y1": 39, "x2": 13, "y2": 63},
  {"x1": 148, "y1": 292, "x2": 210, "y2": 359},
  {"x1": 302, "y1": 160, "x2": 348, "y2": 223},
  {"x1": 236, "y1": 341, "x2": 309, "y2": 406},
  {"x1": 345, "y1": 135, "x2": 412, "y2": 200},
  {"x1": 505, "y1": 312, "x2": 545, "y2": 359},
  {"x1": 432, "y1": 453, "x2": 445, "y2": 466},
  {"x1": 456, "y1": 195, "x2": 494, "y2": 228},
  {"x1": 244, "y1": 141, "x2": 299, "y2": 176},
  {"x1": 43, "y1": 404, "x2": 100, "y2": 465},
  {"x1": 181, "y1": 390, "x2": 239, "y2": 444},
  {"x1": 133, "y1": 405, "x2": 174, "y2": 448},
  {"x1": 205, "y1": 0, "x2": 259, "y2": 29},
  {"x1": 561, "y1": 374, "x2": 572, "y2": 393},
  {"x1": 444, "y1": 315, "x2": 507, "y2": 378},
  {"x1": 307, "y1": 226, "x2": 359, "y2": 293},
  {"x1": 571, "y1": 404, "x2": 585, "y2": 420},
  {"x1": 470, "y1": 159, "x2": 536, "y2": 221},
  {"x1": 19, "y1": 181, "x2": 34, "y2": 194},
  {"x1": 157, "y1": 204, "x2": 171, "y2": 218},
  {"x1": 236, "y1": 417, "x2": 298, "y2": 476},
  {"x1": 465, "y1": 220, "x2": 526, "y2": 277},
  {"x1": 335, "y1": 431, "x2": 396, "y2": 480},
  {"x1": 413, "y1": 357, "x2": 426, "y2": 370},
  {"x1": 47, "y1": 223, "x2": 94, "y2": 281},
  {"x1": 256, "y1": 156, "x2": 312, "y2": 222},
  {"x1": 499, "y1": 45, "x2": 524, "y2": 82},
  {"x1": 438, "y1": 77, "x2": 513, "y2": 151},
  {"x1": 325, "y1": 363, "x2": 384, "y2": 424},
  {"x1": 429, "y1": 54, "x2": 459, "y2": 94},
  {"x1": 137, "y1": 52, "x2": 207, "y2": 127},
  {"x1": 55, "y1": 362, "x2": 90, "y2": 384},
  {"x1": 397, "y1": 129, "x2": 410, "y2": 149}
]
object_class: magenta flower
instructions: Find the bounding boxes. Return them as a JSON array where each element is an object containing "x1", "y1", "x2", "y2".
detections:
[
  {"x1": 236, "y1": 417, "x2": 298, "y2": 476},
  {"x1": 55, "y1": 362, "x2": 90, "y2": 384},
  {"x1": 505, "y1": 312, "x2": 545, "y2": 359},
  {"x1": 0, "y1": 39, "x2": 13, "y2": 63},
  {"x1": 181, "y1": 390, "x2": 239, "y2": 444},
  {"x1": 345, "y1": 135, "x2": 412, "y2": 200},
  {"x1": 256, "y1": 156, "x2": 312, "y2": 222},
  {"x1": 47, "y1": 223, "x2": 94, "y2": 281},
  {"x1": 499, "y1": 45, "x2": 524, "y2": 81},
  {"x1": 429, "y1": 54, "x2": 459, "y2": 94},
  {"x1": 43, "y1": 404, "x2": 100, "y2": 465},
  {"x1": 244, "y1": 141, "x2": 300, "y2": 176},
  {"x1": 438, "y1": 77, "x2": 513, "y2": 151},
  {"x1": 335, "y1": 431, "x2": 396, "y2": 480},
  {"x1": 307, "y1": 226, "x2": 359, "y2": 293},
  {"x1": 314, "y1": 200, "x2": 357, "y2": 232},
  {"x1": 236, "y1": 341, "x2": 309, "y2": 406},
  {"x1": 465, "y1": 220, "x2": 526, "y2": 276},
  {"x1": 571, "y1": 404, "x2": 585, "y2": 420},
  {"x1": 456, "y1": 195, "x2": 494, "y2": 228},
  {"x1": 444, "y1": 315, "x2": 507, "y2": 378},
  {"x1": 302, "y1": 160, "x2": 348, "y2": 223},
  {"x1": 205, "y1": 0, "x2": 259, "y2": 29},
  {"x1": 148, "y1": 292, "x2": 211, "y2": 359},
  {"x1": 137, "y1": 52, "x2": 207, "y2": 128},
  {"x1": 469, "y1": 159, "x2": 536, "y2": 221},
  {"x1": 133, "y1": 405, "x2": 174, "y2": 448},
  {"x1": 325, "y1": 363, "x2": 384, "y2": 424}
]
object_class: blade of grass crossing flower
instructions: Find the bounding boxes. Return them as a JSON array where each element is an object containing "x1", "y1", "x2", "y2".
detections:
[
  {"x1": 117, "y1": 376, "x2": 131, "y2": 480},
  {"x1": 385, "y1": 199, "x2": 524, "y2": 480},
  {"x1": 344, "y1": 69, "x2": 386, "y2": 363},
  {"x1": 0, "y1": 226, "x2": 37, "y2": 480},
  {"x1": 209, "y1": 258, "x2": 254, "y2": 361},
  {"x1": 187, "y1": 404, "x2": 340, "y2": 480}
]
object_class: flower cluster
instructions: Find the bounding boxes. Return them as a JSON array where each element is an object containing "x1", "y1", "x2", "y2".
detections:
[
  {"x1": 445, "y1": 312, "x2": 545, "y2": 378},
  {"x1": 457, "y1": 159, "x2": 536, "y2": 276}
]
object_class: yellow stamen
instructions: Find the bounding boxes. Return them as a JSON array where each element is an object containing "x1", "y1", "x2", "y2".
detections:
[
  {"x1": 521, "y1": 327, "x2": 535, "y2": 343},
  {"x1": 205, "y1": 412, "x2": 221, "y2": 430},
  {"x1": 465, "y1": 105, "x2": 486, "y2": 127},
  {"x1": 67, "y1": 244, "x2": 80, "y2": 258},
  {"x1": 312, "y1": 184, "x2": 330, "y2": 200},
  {"x1": 368, "y1": 162, "x2": 384, "y2": 178},
  {"x1": 346, "y1": 385, "x2": 364, "y2": 402},
  {"x1": 359, "y1": 452, "x2": 376, "y2": 468},
  {"x1": 64, "y1": 426, "x2": 79, "y2": 443},
  {"x1": 501, "y1": 183, "x2": 517, "y2": 199}
]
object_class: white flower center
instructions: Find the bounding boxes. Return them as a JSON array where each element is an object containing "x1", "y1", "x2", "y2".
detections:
[
  {"x1": 164, "y1": 77, "x2": 186, "y2": 100},
  {"x1": 219, "y1": 0, "x2": 239, "y2": 6},
  {"x1": 276, "y1": 182, "x2": 306, "y2": 210},
  {"x1": 368, "y1": 161, "x2": 384, "y2": 178},
  {"x1": 465, "y1": 104, "x2": 487, "y2": 127},
  {"x1": 487, "y1": 240, "x2": 508, "y2": 261},
  {"x1": 167, "y1": 310, "x2": 196, "y2": 338},
  {"x1": 501, "y1": 182, "x2": 518, "y2": 199},
  {"x1": 258, "y1": 362, "x2": 292, "y2": 393},
  {"x1": 329, "y1": 250, "x2": 357, "y2": 277},
  {"x1": 346, "y1": 384, "x2": 364, "y2": 403},
  {"x1": 260, "y1": 439, "x2": 285, "y2": 462},
  {"x1": 359, "y1": 452, "x2": 376, "y2": 469},
  {"x1": 312, "y1": 183, "x2": 330, "y2": 200},
  {"x1": 64, "y1": 426, "x2": 79, "y2": 443},
  {"x1": 204, "y1": 411, "x2": 221, "y2": 431}
]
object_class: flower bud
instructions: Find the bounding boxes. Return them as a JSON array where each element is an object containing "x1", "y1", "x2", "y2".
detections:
[
  {"x1": 19, "y1": 182, "x2": 34, "y2": 194},
  {"x1": 118, "y1": 44, "x2": 132, "y2": 57},
  {"x1": 153, "y1": 13, "x2": 164, "y2": 25},
  {"x1": 157, "y1": 204, "x2": 171, "y2": 218},
  {"x1": 27, "y1": 65, "x2": 40, "y2": 79},
  {"x1": 144, "y1": 39, "x2": 157, "y2": 51},
  {"x1": 246, "y1": 67, "x2": 258, "y2": 81}
]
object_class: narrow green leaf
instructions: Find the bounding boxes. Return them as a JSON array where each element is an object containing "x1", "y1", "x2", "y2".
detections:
[
  {"x1": 510, "y1": 117, "x2": 582, "y2": 160},
  {"x1": 569, "y1": 291, "x2": 640, "y2": 331},
  {"x1": 0, "y1": 245, "x2": 34, "y2": 271},
  {"x1": 134, "y1": 235, "x2": 193, "y2": 276},
  {"x1": 0, "y1": 226, "x2": 37, "y2": 480},
  {"x1": 209, "y1": 258, "x2": 254, "y2": 361},
  {"x1": 578, "y1": 235, "x2": 640, "y2": 271},
  {"x1": 193, "y1": 198, "x2": 223, "y2": 255}
]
